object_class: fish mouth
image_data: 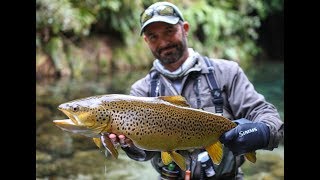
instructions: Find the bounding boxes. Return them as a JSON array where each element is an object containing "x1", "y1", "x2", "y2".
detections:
[
  {"x1": 53, "y1": 119, "x2": 100, "y2": 137},
  {"x1": 58, "y1": 108, "x2": 80, "y2": 125},
  {"x1": 53, "y1": 119, "x2": 84, "y2": 131}
]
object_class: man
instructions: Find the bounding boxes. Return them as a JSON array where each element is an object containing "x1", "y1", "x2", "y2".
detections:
[{"x1": 102, "y1": 1, "x2": 284, "y2": 179}]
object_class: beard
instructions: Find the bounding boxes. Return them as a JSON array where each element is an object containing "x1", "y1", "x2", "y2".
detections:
[{"x1": 152, "y1": 36, "x2": 187, "y2": 65}]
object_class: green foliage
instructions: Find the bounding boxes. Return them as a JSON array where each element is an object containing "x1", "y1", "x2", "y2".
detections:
[
  {"x1": 182, "y1": 0, "x2": 283, "y2": 66},
  {"x1": 36, "y1": 0, "x2": 283, "y2": 78},
  {"x1": 36, "y1": 0, "x2": 96, "y2": 37},
  {"x1": 45, "y1": 37, "x2": 64, "y2": 70}
]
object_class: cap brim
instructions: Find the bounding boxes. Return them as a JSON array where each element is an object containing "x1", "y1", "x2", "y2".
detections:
[{"x1": 140, "y1": 16, "x2": 180, "y2": 36}]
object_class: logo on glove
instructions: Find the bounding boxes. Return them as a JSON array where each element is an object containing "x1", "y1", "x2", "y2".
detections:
[{"x1": 239, "y1": 127, "x2": 258, "y2": 137}]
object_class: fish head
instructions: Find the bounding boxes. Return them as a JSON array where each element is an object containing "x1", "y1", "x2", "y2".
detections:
[{"x1": 53, "y1": 96, "x2": 111, "y2": 137}]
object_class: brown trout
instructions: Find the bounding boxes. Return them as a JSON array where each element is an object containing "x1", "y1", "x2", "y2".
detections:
[{"x1": 53, "y1": 94, "x2": 256, "y2": 171}]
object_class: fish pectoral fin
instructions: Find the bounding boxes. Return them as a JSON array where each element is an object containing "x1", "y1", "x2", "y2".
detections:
[
  {"x1": 158, "y1": 96, "x2": 190, "y2": 107},
  {"x1": 101, "y1": 135, "x2": 119, "y2": 159},
  {"x1": 92, "y1": 137, "x2": 102, "y2": 149},
  {"x1": 161, "y1": 151, "x2": 172, "y2": 165},
  {"x1": 244, "y1": 151, "x2": 257, "y2": 163},
  {"x1": 169, "y1": 151, "x2": 187, "y2": 171},
  {"x1": 205, "y1": 141, "x2": 223, "y2": 165}
]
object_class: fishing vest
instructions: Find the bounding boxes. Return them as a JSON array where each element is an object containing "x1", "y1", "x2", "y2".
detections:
[{"x1": 149, "y1": 56, "x2": 224, "y2": 115}]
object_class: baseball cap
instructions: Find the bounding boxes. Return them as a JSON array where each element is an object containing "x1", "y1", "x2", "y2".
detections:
[{"x1": 139, "y1": 2, "x2": 184, "y2": 35}]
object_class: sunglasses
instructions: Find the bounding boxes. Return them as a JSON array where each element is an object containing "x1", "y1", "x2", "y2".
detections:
[{"x1": 140, "y1": 5, "x2": 182, "y2": 25}]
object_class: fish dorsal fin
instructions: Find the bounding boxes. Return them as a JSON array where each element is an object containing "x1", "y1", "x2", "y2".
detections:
[
  {"x1": 161, "y1": 151, "x2": 173, "y2": 165},
  {"x1": 205, "y1": 141, "x2": 223, "y2": 165},
  {"x1": 158, "y1": 96, "x2": 190, "y2": 107}
]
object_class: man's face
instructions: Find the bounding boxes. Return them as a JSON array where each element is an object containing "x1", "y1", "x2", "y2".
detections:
[{"x1": 143, "y1": 22, "x2": 189, "y2": 65}]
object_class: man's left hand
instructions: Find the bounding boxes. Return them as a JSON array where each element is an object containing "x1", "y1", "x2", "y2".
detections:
[{"x1": 219, "y1": 118, "x2": 270, "y2": 156}]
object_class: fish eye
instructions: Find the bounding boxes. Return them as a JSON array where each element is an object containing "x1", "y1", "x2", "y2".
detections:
[{"x1": 72, "y1": 106, "x2": 80, "y2": 112}]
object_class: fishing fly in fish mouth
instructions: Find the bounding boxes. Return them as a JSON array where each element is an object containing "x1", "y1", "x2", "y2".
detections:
[{"x1": 53, "y1": 94, "x2": 257, "y2": 171}]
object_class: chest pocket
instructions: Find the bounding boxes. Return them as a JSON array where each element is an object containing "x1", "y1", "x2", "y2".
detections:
[
  {"x1": 183, "y1": 73, "x2": 212, "y2": 108},
  {"x1": 184, "y1": 56, "x2": 224, "y2": 115}
]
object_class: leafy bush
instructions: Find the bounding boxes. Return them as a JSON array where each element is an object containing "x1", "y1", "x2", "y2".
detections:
[{"x1": 36, "y1": 0, "x2": 283, "y2": 78}]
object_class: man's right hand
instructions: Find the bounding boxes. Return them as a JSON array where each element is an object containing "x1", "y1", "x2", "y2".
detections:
[
  {"x1": 101, "y1": 133, "x2": 158, "y2": 161},
  {"x1": 101, "y1": 133, "x2": 133, "y2": 148}
]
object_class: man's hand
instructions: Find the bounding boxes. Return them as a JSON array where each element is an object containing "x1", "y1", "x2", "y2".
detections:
[
  {"x1": 219, "y1": 118, "x2": 270, "y2": 156},
  {"x1": 101, "y1": 133, "x2": 133, "y2": 148},
  {"x1": 100, "y1": 133, "x2": 150, "y2": 161}
]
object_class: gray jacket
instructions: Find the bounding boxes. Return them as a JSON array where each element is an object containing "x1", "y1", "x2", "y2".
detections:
[
  {"x1": 126, "y1": 54, "x2": 284, "y2": 177},
  {"x1": 130, "y1": 55, "x2": 283, "y2": 148}
]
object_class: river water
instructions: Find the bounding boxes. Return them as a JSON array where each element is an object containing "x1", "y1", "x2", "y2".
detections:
[{"x1": 36, "y1": 61, "x2": 284, "y2": 180}]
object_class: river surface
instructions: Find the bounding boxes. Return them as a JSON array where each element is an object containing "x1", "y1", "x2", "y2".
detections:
[{"x1": 36, "y1": 61, "x2": 284, "y2": 180}]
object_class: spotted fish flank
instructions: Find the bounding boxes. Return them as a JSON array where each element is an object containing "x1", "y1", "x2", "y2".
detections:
[{"x1": 53, "y1": 94, "x2": 256, "y2": 171}]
